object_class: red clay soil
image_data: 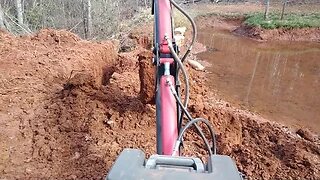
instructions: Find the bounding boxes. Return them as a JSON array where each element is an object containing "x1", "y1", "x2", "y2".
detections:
[
  {"x1": 0, "y1": 29, "x2": 319, "y2": 180},
  {"x1": 234, "y1": 25, "x2": 320, "y2": 42}
]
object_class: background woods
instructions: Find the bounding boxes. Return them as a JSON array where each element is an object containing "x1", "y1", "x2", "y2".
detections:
[
  {"x1": 0, "y1": 0, "x2": 154, "y2": 39},
  {"x1": 0, "y1": 0, "x2": 319, "y2": 39}
]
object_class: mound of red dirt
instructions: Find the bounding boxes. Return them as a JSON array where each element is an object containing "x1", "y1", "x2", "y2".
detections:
[
  {"x1": 234, "y1": 25, "x2": 320, "y2": 42},
  {"x1": 0, "y1": 29, "x2": 319, "y2": 179}
]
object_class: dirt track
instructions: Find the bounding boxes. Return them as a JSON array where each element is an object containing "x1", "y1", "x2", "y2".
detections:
[{"x1": 0, "y1": 29, "x2": 319, "y2": 179}]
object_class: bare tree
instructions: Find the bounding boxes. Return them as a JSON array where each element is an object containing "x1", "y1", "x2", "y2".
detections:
[
  {"x1": 264, "y1": 0, "x2": 270, "y2": 20},
  {"x1": 15, "y1": 0, "x2": 24, "y2": 25},
  {"x1": 0, "y1": 3, "x2": 11, "y2": 32},
  {"x1": 0, "y1": 4, "x2": 5, "y2": 29},
  {"x1": 2, "y1": 0, "x2": 152, "y2": 37},
  {"x1": 281, "y1": 0, "x2": 287, "y2": 20},
  {"x1": 84, "y1": 0, "x2": 92, "y2": 39}
]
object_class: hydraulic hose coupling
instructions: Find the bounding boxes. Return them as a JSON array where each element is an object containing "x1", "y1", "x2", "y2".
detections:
[
  {"x1": 172, "y1": 140, "x2": 181, "y2": 156},
  {"x1": 164, "y1": 62, "x2": 170, "y2": 76},
  {"x1": 164, "y1": 34, "x2": 172, "y2": 47},
  {"x1": 166, "y1": 79, "x2": 177, "y2": 96}
]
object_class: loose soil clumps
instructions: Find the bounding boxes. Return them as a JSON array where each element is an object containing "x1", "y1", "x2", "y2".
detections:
[{"x1": 0, "y1": 29, "x2": 319, "y2": 179}]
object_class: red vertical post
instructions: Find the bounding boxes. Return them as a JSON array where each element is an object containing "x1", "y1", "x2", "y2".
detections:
[
  {"x1": 158, "y1": 0, "x2": 173, "y2": 54},
  {"x1": 155, "y1": 0, "x2": 178, "y2": 155}
]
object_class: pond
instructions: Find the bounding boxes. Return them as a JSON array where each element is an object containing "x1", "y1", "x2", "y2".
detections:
[{"x1": 197, "y1": 27, "x2": 320, "y2": 132}]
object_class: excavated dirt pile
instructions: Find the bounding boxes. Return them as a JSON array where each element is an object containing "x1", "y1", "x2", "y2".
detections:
[{"x1": 0, "y1": 29, "x2": 319, "y2": 179}]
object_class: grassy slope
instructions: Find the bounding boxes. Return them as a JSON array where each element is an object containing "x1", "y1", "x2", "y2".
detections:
[
  {"x1": 245, "y1": 12, "x2": 320, "y2": 29},
  {"x1": 173, "y1": 3, "x2": 320, "y2": 30}
]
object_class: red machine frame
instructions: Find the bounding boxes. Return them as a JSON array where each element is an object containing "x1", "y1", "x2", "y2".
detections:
[{"x1": 153, "y1": 0, "x2": 179, "y2": 156}]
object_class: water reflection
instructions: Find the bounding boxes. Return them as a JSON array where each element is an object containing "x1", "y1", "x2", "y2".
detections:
[{"x1": 197, "y1": 28, "x2": 320, "y2": 132}]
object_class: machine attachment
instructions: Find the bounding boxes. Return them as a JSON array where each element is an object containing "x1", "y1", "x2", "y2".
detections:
[
  {"x1": 107, "y1": 149, "x2": 242, "y2": 180},
  {"x1": 107, "y1": 0, "x2": 243, "y2": 179}
]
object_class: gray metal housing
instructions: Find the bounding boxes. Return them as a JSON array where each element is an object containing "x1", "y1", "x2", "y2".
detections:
[{"x1": 107, "y1": 149, "x2": 242, "y2": 180}]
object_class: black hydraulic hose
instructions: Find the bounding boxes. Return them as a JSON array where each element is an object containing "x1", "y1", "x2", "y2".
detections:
[
  {"x1": 169, "y1": 0, "x2": 196, "y2": 129},
  {"x1": 152, "y1": 0, "x2": 155, "y2": 14},
  {"x1": 166, "y1": 1, "x2": 218, "y2": 156},
  {"x1": 169, "y1": 0, "x2": 197, "y2": 63},
  {"x1": 165, "y1": 36, "x2": 189, "y2": 108},
  {"x1": 166, "y1": 36, "x2": 217, "y2": 156},
  {"x1": 169, "y1": 84, "x2": 214, "y2": 156},
  {"x1": 177, "y1": 118, "x2": 216, "y2": 155},
  {"x1": 166, "y1": 36, "x2": 215, "y2": 155}
]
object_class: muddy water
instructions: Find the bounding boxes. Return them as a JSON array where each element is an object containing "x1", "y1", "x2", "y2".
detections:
[{"x1": 197, "y1": 28, "x2": 320, "y2": 132}]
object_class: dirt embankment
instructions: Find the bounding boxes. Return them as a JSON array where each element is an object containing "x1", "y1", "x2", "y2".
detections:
[
  {"x1": 0, "y1": 29, "x2": 319, "y2": 179},
  {"x1": 234, "y1": 25, "x2": 320, "y2": 42},
  {"x1": 197, "y1": 15, "x2": 320, "y2": 42}
]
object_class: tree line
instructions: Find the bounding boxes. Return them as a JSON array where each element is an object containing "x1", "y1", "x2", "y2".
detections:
[
  {"x1": 0, "y1": 0, "x2": 318, "y2": 39},
  {"x1": 0, "y1": 0, "x2": 253, "y2": 38},
  {"x1": 0, "y1": 0, "x2": 154, "y2": 39}
]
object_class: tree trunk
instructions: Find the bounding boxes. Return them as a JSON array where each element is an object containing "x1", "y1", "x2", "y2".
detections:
[
  {"x1": 281, "y1": 0, "x2": 287, "y2": 20},
  {"x1": 0, "y1": 4, "x2": 5, "y2": 29},
  {"x1": 0, "y1": 4, "x2": 12, "y2": 32},
  {"x1": 87, "y1": 0, "x2": 92, "y2": 38},
  {"x1": 84, "y1": 0, "x2": 92, "y2": 39},
  {"x1": 264, "y1": 0, "x2": 270, "y2": 20},
  {"x1": 15, "y1": 0, "x2": 24, "y2": 25}
]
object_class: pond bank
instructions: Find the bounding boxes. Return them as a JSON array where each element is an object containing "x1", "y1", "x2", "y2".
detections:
[{"x1": 196, "y1": 15, "x2": 320, "y2": 42}]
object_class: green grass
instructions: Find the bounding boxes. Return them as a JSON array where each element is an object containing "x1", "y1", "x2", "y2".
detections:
[{"x1": 245, "y1": 12, "x2": 320, "y2": 29}]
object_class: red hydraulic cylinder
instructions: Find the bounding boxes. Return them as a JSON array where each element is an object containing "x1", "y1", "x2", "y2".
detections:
[{"x1": 158, "y1": 0, "x2": 173, "y2": 54}]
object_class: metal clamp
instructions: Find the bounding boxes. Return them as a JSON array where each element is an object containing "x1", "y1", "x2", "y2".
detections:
[{"x1": 145, "y1": 155, "x2": 205, "y2": 173}]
